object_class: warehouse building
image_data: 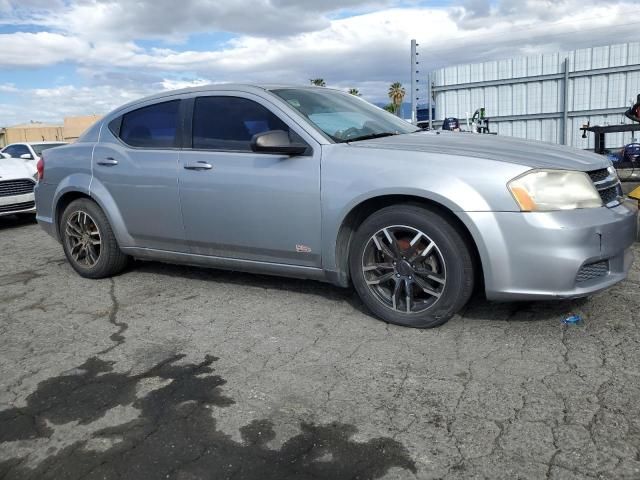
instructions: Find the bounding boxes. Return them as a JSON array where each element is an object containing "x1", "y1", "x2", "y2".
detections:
[
  {"x1": 63, "y1": 115, "x2": 102, "y2": 142},
  {"x1": 0, "y1": 122, "x2": 64, "y2": 146},
  {"x1": 432, "y1": 42, "x2": 640, "y2": 150},
  {"x1": 0, "y1": 115, "x2": 101, "y2": 147}
]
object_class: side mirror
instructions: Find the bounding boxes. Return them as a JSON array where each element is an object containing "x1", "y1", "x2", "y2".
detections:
[
  {"x1": 0, "y1": 152, "x2": 10, "y2": 159},
  {"x1": 251, "y1": 130, "x2": 308, "y2": 156},
  {"x1": 20, "y1": 153, "x2": 34, "y2": 160}
]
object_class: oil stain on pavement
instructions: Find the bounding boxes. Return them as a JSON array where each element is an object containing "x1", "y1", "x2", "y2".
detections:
[{"x1": 0, "y1": 354, "x2": 416, "y2": 480}]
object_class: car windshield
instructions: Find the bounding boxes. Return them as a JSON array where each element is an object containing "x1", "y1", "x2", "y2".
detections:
[
  {"x1": 271, "y1": 88, "x2": 419, "y2": 143},
  {"x1": 32, "y1": 143, "x2": 66, "y2": 155}
]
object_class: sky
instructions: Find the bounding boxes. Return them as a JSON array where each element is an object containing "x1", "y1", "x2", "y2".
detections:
[{"x1": 0, "y1": 0, "x2": 639, "y2": 126}]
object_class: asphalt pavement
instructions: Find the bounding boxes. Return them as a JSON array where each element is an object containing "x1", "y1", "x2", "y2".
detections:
[{"x1": 1, "y1": 215, "x2": 639, "y2": 479}]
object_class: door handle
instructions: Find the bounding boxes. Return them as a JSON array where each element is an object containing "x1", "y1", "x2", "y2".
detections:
[
  {"x1": 184, "y1": 161, "x2": 213, "y2": 171},
  {"x1": 97, "y1": 157, "x2": 119, "y2": 166}
]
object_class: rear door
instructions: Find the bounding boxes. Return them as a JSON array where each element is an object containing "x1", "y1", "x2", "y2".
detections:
[
  {"x1": 92, "y1": 99, "x2": 187, "y2": 252},
  {"x1": 177, "y1": 93, "x2": 322, "y2": 267}
]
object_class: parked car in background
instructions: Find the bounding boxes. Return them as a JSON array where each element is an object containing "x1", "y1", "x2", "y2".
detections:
[
  {"x1": 35, "y1": 85, "x2": 637, "y2": 328},
  {"x1": 622, "y1": 143, "x2": 640, "y2": 164},
  {"x1": 0, "y1": 157, "x2": 37, "y2": 217},
  {"x1": 1, "y1": 142, "x2": 67, "y2": 163}
]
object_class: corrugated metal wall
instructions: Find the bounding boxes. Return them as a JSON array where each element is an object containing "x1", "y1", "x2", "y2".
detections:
[{"x1": 433, "y1": 43, "x2": 640, "y2": 149}]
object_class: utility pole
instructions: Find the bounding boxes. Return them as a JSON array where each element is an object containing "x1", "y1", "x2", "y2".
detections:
[
  {"x1": 562, "y1": 57, "x2": 569, "y2": 145},
  {"x1": 410, "y1": 39, "x2": 418, "y2": 125},
  {"x1": 428, "y1": 72, "x2": 433, "y2": 131}
]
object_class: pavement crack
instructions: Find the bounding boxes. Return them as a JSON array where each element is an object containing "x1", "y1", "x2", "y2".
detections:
[{"x1": 97, "y1": 278, "x2": 128, "y2": 355}]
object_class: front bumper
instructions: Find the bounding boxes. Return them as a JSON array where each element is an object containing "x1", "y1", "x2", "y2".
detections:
[
  {"x1": 0, "y1": 192, "x2": 36, "y2": 217},
  {"x1": 467, "y1": 200, "x2": 638, "y2": 300}
]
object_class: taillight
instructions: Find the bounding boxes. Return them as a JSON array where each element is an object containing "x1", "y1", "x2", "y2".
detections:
[{"x1": 36, "y1": 157, "x2": 44, "y2": 181}]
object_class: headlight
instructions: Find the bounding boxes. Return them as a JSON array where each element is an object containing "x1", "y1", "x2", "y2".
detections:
[{"x1": 508, "y1": 169, "x2": 602, "y2": 211}]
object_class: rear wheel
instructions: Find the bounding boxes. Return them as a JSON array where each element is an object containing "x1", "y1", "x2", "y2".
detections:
[
  {"x1": 60, "y1": 198, "x2": 128, "y2": 278},
  {"x1": 349, "y1": 205, "x2": 474, "y2": 328}
]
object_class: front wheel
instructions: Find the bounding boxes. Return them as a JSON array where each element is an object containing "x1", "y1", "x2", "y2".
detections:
[
  {"x1": 60, "y1": 198, "x2": 129, "y2": 278},
  {"x1": 349, "y1": 205, "x2": 475, "y2": 328}
]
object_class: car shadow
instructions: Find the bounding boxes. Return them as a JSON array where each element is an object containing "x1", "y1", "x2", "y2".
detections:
[
  {"x1": 460, "y1": 293, "x2": 589, "y2": 323},
  {"x1": 131, "y1": 259, "x2": 372, "y2": 316},
  {"x1": 0, "y1": 214, "x2": 37, "y2": 231},
  {"x1": 130, "y1": 260, "x2": 587, "y2": 325}
]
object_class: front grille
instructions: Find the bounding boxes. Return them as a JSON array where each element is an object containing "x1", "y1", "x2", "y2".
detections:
[
  {"x1": 586, "y1": 168, "x2": 622, "y2": 207},
  {"x1": 599, "y1": 184, "x2": 623, "y2": 205},
  {"x1": 576, "y1": 260, "x2": 609, "y2": 283},
  {"x1": 588, "y1": 168, "x2": 609, "y2": 183},
  {"x1": 0, "y1": 201, "x2": 35, "y2": 213},
  {"x1": 0, "y1": 179, "x2": 35, "y2": 197}
]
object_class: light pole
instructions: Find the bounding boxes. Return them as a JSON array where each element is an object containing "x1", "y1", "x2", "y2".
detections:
[{"x1": 410, "y1": 39, "x2": 419, "y2": 125}]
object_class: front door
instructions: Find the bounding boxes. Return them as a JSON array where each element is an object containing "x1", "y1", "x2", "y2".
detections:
[{"x1": 178, "y1": 94, "x2": 321, "y2": 267}]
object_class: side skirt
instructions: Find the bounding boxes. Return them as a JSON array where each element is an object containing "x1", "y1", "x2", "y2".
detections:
[{"x1": 121, "y1": 247, "x2": 334, "y2": 284}]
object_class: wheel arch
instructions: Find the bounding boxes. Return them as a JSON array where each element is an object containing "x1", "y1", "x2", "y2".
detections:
[
  {"x1": 54, "y1": 191, "x2": 92, "y2": 239},
  {"x1": 333, "y1": 194, "x2": 485, "y2": 292},
  {"x1": 54, "y1": 182, "x2": 134, "y2": 248}
]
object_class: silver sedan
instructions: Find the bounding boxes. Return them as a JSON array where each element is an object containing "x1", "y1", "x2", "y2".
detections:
[{"x1": 35, "y1": 85, "x2": 637, "y2": 327}]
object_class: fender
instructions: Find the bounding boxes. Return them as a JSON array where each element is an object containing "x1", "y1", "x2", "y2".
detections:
[
  {"x1": 87, "y1": 176, "x2": 136, "y2": 248},
  {"x1": 323, "y1": 184, "x2": 491, "y2": 275},
  {"x1": 47, "y1": 174, "x2": 93, "y2": 240}
]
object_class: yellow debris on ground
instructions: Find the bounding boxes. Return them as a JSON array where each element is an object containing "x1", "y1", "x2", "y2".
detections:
[{"x1": 628, "y1": 186, "x2": 640, "y2": 201}]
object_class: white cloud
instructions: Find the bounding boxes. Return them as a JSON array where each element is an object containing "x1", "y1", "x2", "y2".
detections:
[
  {"x1": 158, "y1": 78, "x2": 211, "y2": 90},
  {"x1": 0, "y1": 32, "x2": 88, "y2": 66},
  {"x1": 3, "y1": 0, "x2": 391, "y2": 40},
  {"x1": 1, "y1": 0, "x2": 639, "y2": 123},
  {"x1": 1, "y1": 84, "x2": 150, "y2": 125},
  {"x1": 0, "y1": 83, "x2": 18, "y2": 92}
]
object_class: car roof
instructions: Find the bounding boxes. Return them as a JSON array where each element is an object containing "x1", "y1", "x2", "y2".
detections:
[
  {"x1": 109, "y1": 83, "x2": 344, "y2": 116},
  {"x1": 4, "y1": 141, "x2": 67, "y2": 146}
]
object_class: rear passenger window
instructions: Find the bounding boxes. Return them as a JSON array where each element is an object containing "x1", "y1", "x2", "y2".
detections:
[
  {"x1": 119, "y1": 101, "x2": 180, "y2": 148},
  {"x1": 192, "y1": 96, "x2": 290, "y2": 151}
]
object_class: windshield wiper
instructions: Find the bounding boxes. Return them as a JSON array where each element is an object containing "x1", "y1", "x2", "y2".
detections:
[{"x1": 342, "y1": 132, "x2": 399, "y2": 143}]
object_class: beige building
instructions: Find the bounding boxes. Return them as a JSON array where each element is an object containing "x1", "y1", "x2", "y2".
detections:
[
  {"x1": 0, "y1": 122, "x2": 64, "y2": 146},
  {"x1": 63, "y1": 115, "x2": 102, "y2": 142},
  {"x1": 0, "y1": 115, "x2": 102, "y2": 147}
]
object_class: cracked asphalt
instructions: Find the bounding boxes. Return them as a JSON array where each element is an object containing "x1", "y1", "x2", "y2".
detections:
[{"x1": 1, "y1": 215, "x2": 640, "y2": 479}]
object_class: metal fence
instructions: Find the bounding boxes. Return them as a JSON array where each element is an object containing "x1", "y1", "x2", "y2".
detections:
[{"x1": 430, "y1": 43, "x2": 640, "y2": 149}]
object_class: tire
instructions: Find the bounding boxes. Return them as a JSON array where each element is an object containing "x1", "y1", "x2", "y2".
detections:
[
  {"x1": 349, "y1": 205, "x2": 474, "y2": 328},
  {"x1": 60, "y1": 198, "x2": 129, "y2": 279}
]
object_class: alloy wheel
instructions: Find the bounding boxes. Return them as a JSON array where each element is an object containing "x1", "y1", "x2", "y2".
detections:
[
  {"x1": 64, "y1": 211, "x2": 102, "y2": 267},
  {"x1": 361, "y1": 225, "x2": 446, "y2": 314}
]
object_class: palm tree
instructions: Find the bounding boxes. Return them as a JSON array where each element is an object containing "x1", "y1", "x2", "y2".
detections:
[
  {"x1": 383, "y1": 104, "x2": 398, "y2": 114},
  {"x1": 310, "y1": 78, "x2": 326, "y2": 87},
  {"x1": 348, "y1": 88, "x2": 361, "y2": 96},
  {"x1": 388, "y1": 82, "x2": 406, "y2": 116}
]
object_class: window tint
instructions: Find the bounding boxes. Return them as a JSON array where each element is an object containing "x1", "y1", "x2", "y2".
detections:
[
  {"x1": 2, "y1": 145, "x2": 31, "y2": 158},
  {"x1": 120, "y1": 100, "x2": 180, "y2": 148},
  {"x1": 192, "y1": 96, "x2": 290, "y2": 151},
  {"x1": 32, "y1": 143, "x2": 66, "y2": 155}
]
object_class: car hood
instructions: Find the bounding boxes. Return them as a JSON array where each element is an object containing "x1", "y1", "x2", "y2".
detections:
[
  {"x1": 350, "y1": 131, "x2": 609, "y2": 171},
  {"x1": 0, "y1": 157, "x2": 36, "y2": 180}
]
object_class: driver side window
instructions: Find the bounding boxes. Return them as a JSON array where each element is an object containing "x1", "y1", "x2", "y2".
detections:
[{"x1": 192, "y1": 96, "x2": 291, "y2": 151}]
